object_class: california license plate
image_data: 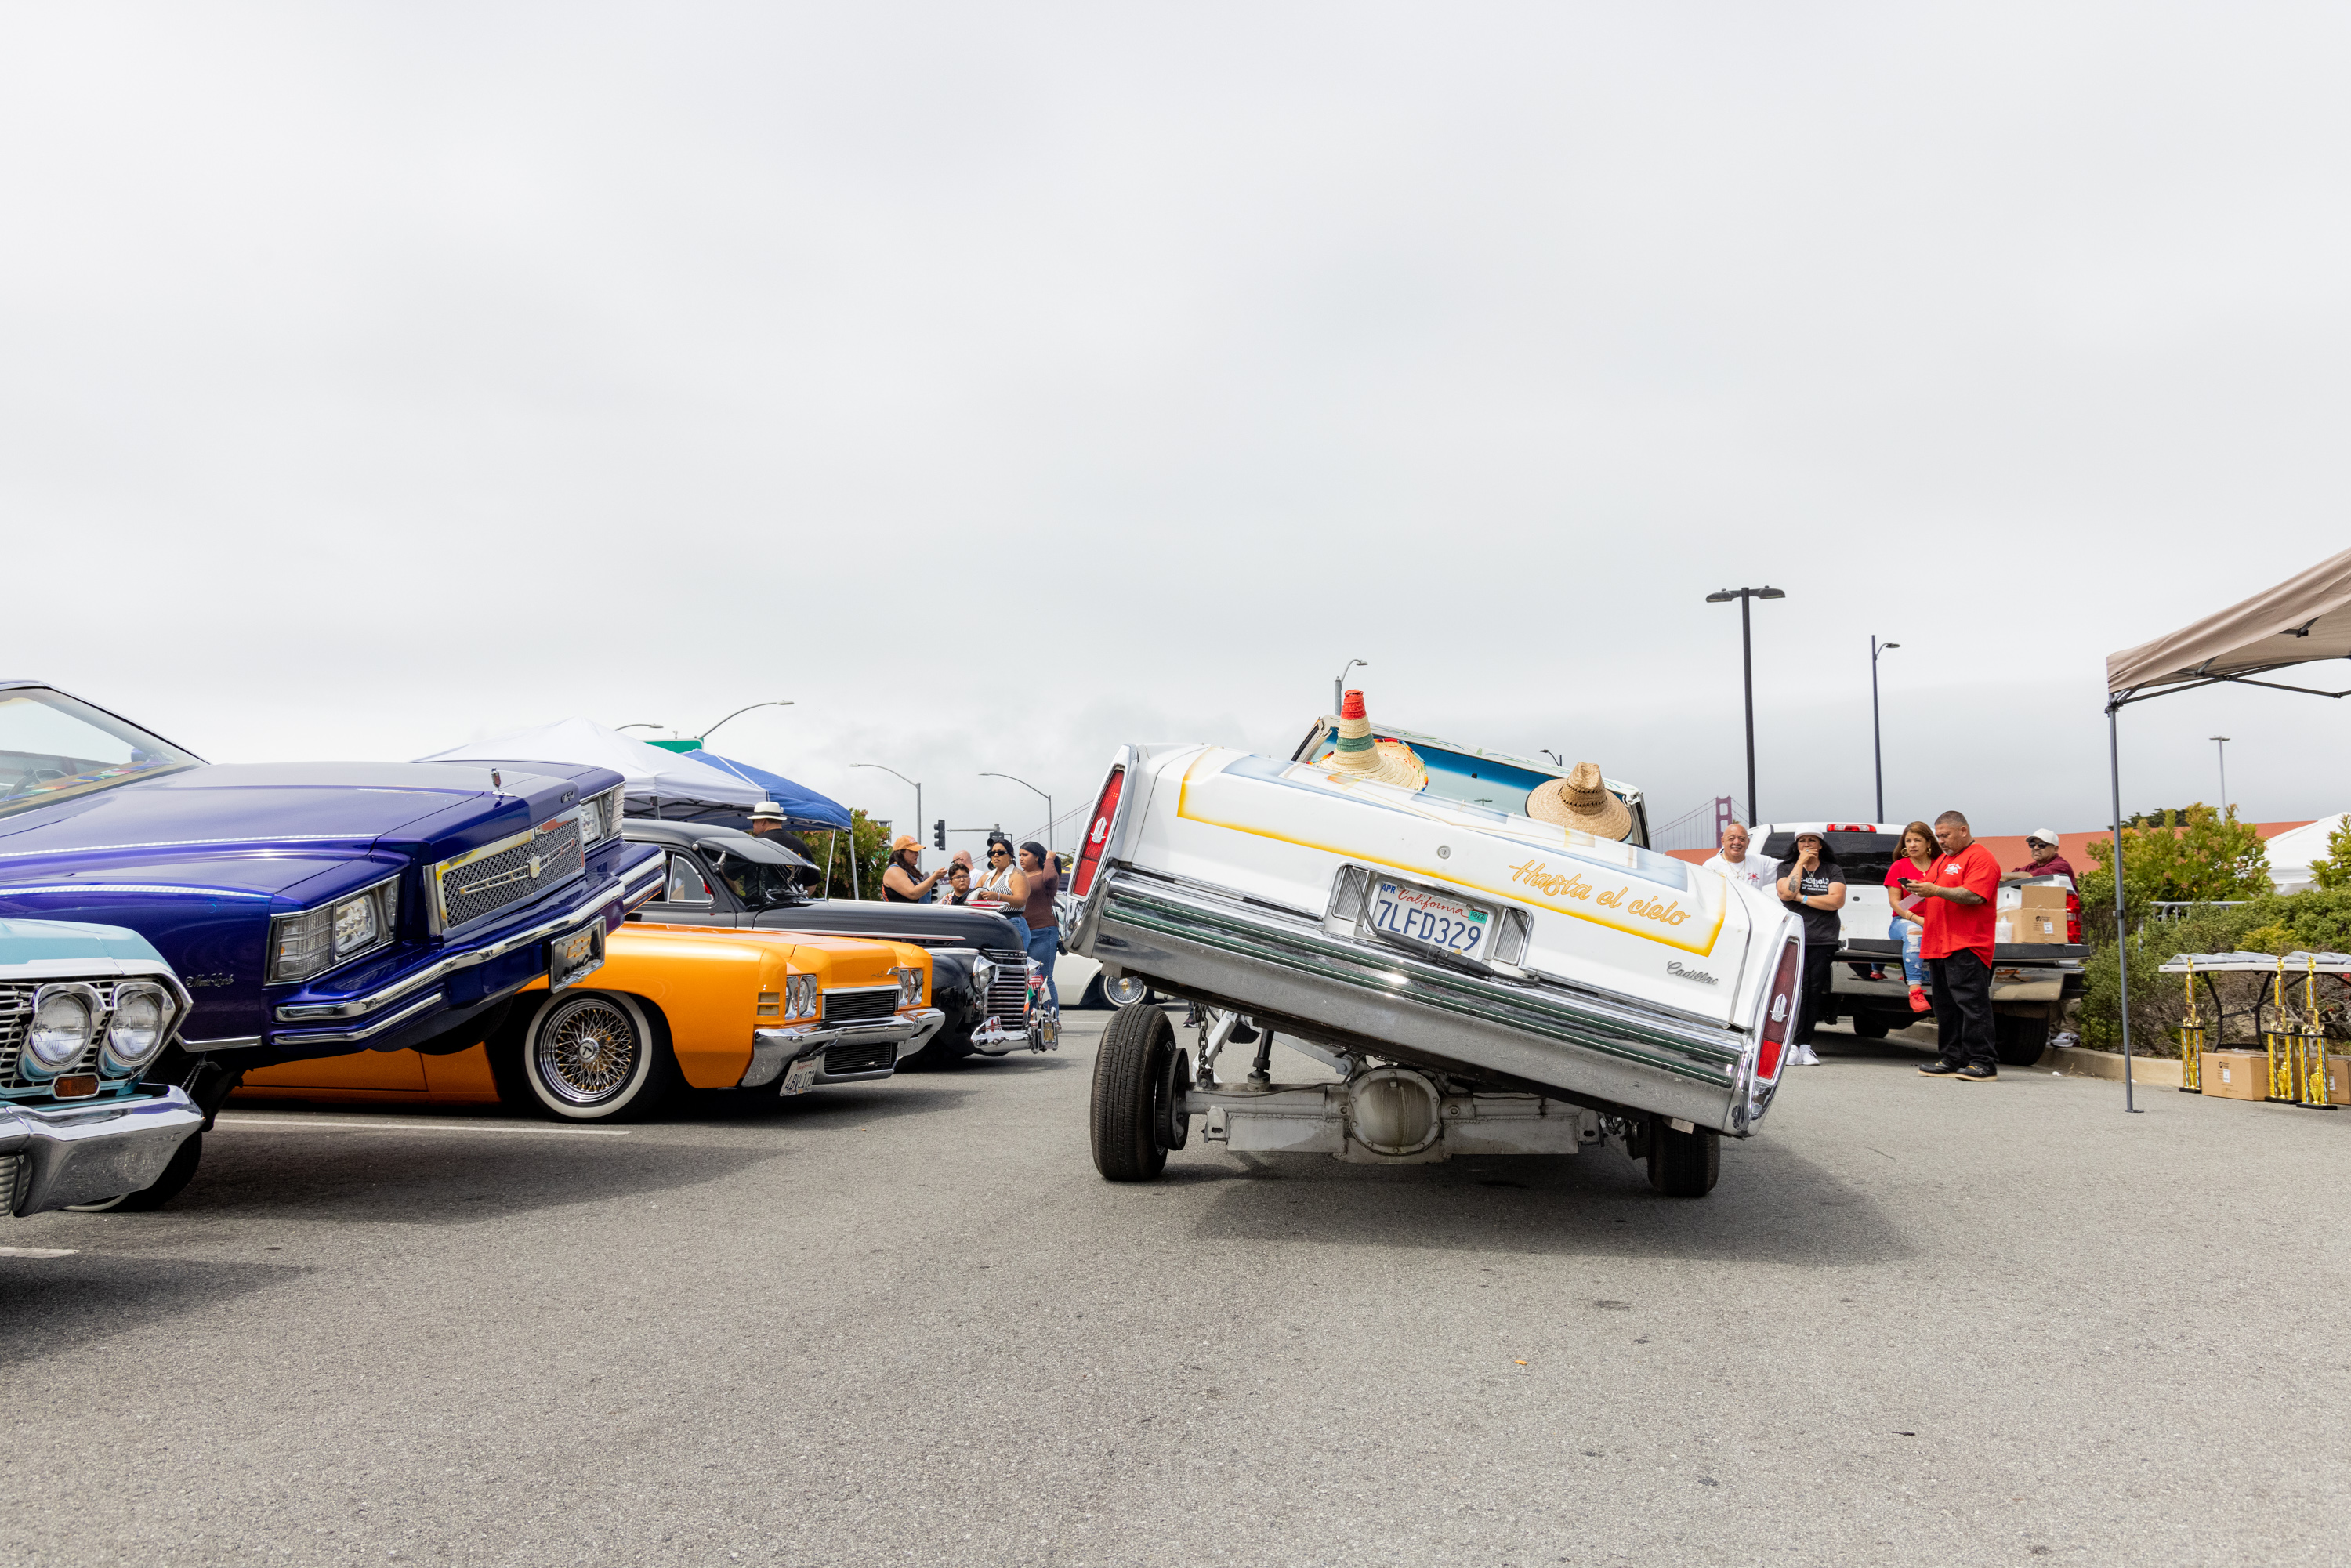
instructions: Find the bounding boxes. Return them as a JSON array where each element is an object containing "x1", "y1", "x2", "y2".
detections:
[
  {"x1": 1366, "y1": 878, "x2": 1491, "y2": 960},
  {"x1": 780, "y1": 1056, "x2": 820, "y2": 1097}
]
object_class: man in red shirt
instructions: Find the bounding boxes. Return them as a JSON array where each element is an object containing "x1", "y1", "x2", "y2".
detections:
[{"x1": 1899, "y1": 809, "x2": 2002, "y2": 1080}]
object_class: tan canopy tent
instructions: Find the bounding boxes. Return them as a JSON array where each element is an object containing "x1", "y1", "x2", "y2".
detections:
[{"x1": 2103, "y1": 546, "x2": 2351, "y2": 1109}]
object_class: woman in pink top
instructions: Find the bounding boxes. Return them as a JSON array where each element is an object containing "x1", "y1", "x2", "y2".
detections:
[{"x1": 1884, "y1": 821, "x2": 1937, "y2": 1014}]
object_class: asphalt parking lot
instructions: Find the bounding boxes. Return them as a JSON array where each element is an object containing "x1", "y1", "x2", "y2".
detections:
[{"x1": 5, "y1": 1014, "x2": 2347, "y2": 1568}]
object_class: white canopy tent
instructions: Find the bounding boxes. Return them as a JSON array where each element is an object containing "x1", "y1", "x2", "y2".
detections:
[
  {"x1": 2259, "y1": 814, "x2": 2349, "y2": 896},
  {"x1": 417, "y1": 717, "x2": 767, "y2": 811},
  {"x1": 2104, "y1": 546, "x2": 2351, "y2": 1109}
]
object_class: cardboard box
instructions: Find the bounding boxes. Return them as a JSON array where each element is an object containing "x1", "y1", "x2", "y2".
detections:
[
  {"x1": 2006, "y1": 907, "x2": 2065, "y2": 944},
  {"x1": 2324, "y1": 1056, "x2": 2351, "y2": 1106},
  {"x1": 2201, "y1": 1050, "x2": 2269, "y2": 1101},
  {"x1": 2016, "y1": 884, "x2": 2070, "y2": 910}
]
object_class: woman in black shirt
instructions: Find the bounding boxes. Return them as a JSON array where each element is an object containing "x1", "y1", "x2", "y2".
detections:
[{"x1": 1774, "y1": 831, "x2": 1846, "y2": 1066}]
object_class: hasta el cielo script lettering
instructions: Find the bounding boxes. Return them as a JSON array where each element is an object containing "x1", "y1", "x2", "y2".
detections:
[{"x1": 1506, "y1": 859, "x2": 1693, "y2": 928}]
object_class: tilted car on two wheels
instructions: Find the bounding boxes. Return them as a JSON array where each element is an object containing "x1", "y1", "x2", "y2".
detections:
[{"x1": 1064, "y1": 718, "x2": 1807, "y2": 1199}]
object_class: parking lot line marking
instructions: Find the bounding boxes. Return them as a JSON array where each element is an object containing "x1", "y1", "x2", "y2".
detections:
[
  {"x1": 0, "y1": 1246, "x2": 80, "y2": 1258},
  {"x1": 211, "y1": 1117, "x2": 632, "y2": 1137}
]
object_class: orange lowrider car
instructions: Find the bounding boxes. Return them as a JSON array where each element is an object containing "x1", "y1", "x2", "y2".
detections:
[{"x1": 237, "y1": 922, "x2": 942, "y2": 1121}]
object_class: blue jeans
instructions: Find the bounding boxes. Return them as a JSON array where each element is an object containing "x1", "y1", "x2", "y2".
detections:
[
  {"x1": 1023, "y1": 925, "x2": 1060, "y2": 1010},
  {"x1": 1891, "y1": 916, "x2": 1928, "y2": 987}
]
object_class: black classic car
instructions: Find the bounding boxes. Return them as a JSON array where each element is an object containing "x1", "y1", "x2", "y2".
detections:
[
  {"x1": 0, "y1": 681, "x2": 666, "y2": 1200},
  {"x1": 621, "y1": 820, "x2": 1042, "y2": 1063}
]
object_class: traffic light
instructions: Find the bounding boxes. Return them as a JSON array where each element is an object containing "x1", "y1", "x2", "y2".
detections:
[{"x1": 933, "y1": 819, "x2": 946, "y2": 850}]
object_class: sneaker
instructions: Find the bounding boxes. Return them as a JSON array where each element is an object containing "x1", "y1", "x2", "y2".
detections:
[
  {"x1": 1908, "y1": 987, "x2": 1931, "y2": 1014},
  {"x1": 1794, "y1": 1045, "x2": 1822, "y2": 1066},
  {"x1": 1918, "y1": 1061, "x2": 1962, "y2": 1077},
  {"x1": 1956, "y1": 1064, "x2": 1998, "y2": 1081}
]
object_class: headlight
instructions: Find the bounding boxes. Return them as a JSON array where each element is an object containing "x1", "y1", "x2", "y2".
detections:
[
  {"x1": 892, "y1": 966, "x2": 923, "y2": 1009},
  {"x1": 580, "y1": 785, "x2": 624, "y2": 846},
  {"x1": 786, "y1": 974, "x2": 819, "y2": 1020},
  {"x1": 973, "y1": 957, "x2": 996, "y2": 994},
  {"x1": 269, "y1": 876, "x2": 399, "y2": 983},
  {"x1": 101, "y1": 982, "x2": 174, "y2": 1075},
  {"x1": 23, "y1": 983, "x2": 100, "y2": 1075}
]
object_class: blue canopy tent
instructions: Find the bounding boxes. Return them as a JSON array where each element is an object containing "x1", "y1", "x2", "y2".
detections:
[{"x1": 689, "y1": 751, "x2": 851, "y2": 831}]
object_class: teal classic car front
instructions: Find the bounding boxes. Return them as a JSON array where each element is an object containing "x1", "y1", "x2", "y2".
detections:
[{"x1": 0, "y1": 918, "x2": 203, "y2": 1215}]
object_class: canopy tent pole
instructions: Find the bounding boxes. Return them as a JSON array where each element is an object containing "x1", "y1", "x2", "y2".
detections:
[
  {"x1": 822, "y1": 831, "x2": 835, "y2": 900},
  {"x1": 2107, "y1": 701, "x2": 2140, "y2": 1113},
  {"x1": 849, "y1": 821, "x2": 860, "y2": 900}
]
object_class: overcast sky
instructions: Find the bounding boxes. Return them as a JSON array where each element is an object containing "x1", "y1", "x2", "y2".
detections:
[{"x1": 5, "y1": 3, "x2": 2348, "y2": 853}]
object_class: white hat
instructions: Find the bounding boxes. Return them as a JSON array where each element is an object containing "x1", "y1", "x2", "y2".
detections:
[
  {"x1": 2026, "y1": 828, "x2": 2059, "y2": 846},
  {"x1": 748, "y1": 800, "x2": 786, "y2": 824}
]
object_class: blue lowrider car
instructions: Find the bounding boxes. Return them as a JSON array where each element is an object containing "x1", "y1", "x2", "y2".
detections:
[
  {"x1": 1, "y1": 917, "x2": 205, "y2": 1214},
  {"x1": 0, "y1": 683, "x2": 668, "y2": 1155}
]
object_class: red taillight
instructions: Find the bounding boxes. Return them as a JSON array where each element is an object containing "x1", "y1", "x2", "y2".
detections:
[
  {"x1": 1070, "y1": 766, "x2": 1125, "y2": 898},
  {"x1": 2066, "y1": 891, "x2": 2081, "y2": 946},
  {"x1": 1755, "y1": 938, "x2": 1802, "y2": 1081}
]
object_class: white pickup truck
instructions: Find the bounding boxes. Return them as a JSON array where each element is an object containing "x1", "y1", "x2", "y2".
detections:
[
  {"x1": 1064, "y1": 725, "x2": 1808, "y2": 1198},
  {"x1": 1745, "y1": 822, "x2": 2086, "y2": 1065}
]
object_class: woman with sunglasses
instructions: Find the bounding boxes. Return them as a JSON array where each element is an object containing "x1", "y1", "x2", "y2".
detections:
[{"x1": 974, "y1": 835, "x2": 1027, "y2": 907}]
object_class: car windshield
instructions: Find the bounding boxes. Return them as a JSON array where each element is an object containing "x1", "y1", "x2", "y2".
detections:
[
  {"x1": 706, "y1": 851, "x2": 814, "y2": 910},
  {"x1": 0, "y1": 687, "x2": 203, "y2": 819}
]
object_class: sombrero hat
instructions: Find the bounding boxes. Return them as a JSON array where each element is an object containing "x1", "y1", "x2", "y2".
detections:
[
  {"x1": 1527, "y1": 762, "x2": 1632, "y2": 840},
  {"x1": 1322, "y1": 689, "x2": 1426, "y2": 791}
]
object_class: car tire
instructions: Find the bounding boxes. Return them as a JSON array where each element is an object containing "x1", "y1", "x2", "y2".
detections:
[
  {"x1": 1646, "y1": 1120, "x2": 1719, "y2": 1198},
  {"x1": 1994, "y1": 1009, "x2": 2052, "y2": 1067},
  {"x1": 512, "y1": 991, "x2": 675, "y2": 1121},
  {"x1": 1851, "y1": 1012, "x2": 1892, "y2": 1040},
  {"x1": 65, "y1": 1131, "x2": 205, "y2": 1213},
  {"x1": 1091, "y1": 999, "x2": 1175, "y2": 1182}
]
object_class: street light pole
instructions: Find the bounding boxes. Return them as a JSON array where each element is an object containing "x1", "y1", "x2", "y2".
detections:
[
  {"x1": 849, "y1": 764, "x2": 921, "y2": 849},
  {"x1": 1705, "y1": 587, "x2": 1785, "y2": 827},
  {"x1": 1334, "y1": 658, "x2": 1369, "y2": 715},
  {"x1": 698, "y1": 700, "x2": 794, "y2": 742},
  {"x1": 2211, "y1": 737, "x2": 2230, "y2": 820},
  {"x1": 980, "y1": 772, "x2": 1054, "y2": 863},
  {"x1": 1871, "y1": 636, "x2": 1901, "y2": 823}
]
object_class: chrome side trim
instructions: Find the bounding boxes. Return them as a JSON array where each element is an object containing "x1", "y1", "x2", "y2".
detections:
[
  {"x1": 270, "y1": 991, "x2": 445, "y2": 1048},
  {"x1": 179, "y1": 1035, "x2": 262, "y2": 1052}
]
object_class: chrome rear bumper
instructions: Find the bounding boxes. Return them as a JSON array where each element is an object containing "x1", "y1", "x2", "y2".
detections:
[
  {"x1": 0, "y1": 1088, "x2": 203, "y2": 1215},
  {"x1": 1084, "y1": 870, "x2": 1757, "y2": 1135}
]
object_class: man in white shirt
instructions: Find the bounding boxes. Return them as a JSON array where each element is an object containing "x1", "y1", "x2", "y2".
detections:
[{"x1": 1700, "y1": 822, "x2": 1771, "y2": 895}]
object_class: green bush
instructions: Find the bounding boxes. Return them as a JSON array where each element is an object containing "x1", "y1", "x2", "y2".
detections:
[
  {"x1": 2076, "y1": 888, "x2": 2351, "y2": 1052},
  {"x1": 802, "y1": 809, "x2": 895, "y2": 900}
]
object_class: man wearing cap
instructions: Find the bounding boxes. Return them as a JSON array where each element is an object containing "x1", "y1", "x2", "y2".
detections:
[
  {"x1": 2005, "y1": 831, "x2": 2076, "y2": 884},
  {"x1": 1773, "y1": 831, "x2": 1846, "y2": 1066},
  {"x1": 1904, "y1": 809, "x2": 2002, "y2": 1081},
  {"x1": 882, "y1": 836, "x2": 949, "y2": 903}
]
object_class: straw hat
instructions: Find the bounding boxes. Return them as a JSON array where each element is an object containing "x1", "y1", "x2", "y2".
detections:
[
  {"x1": 1527, "y1": 762, "x2": 1632, "y2": 840},
  {"x1": 1322, "y1": 690, "x2": 1427, "y2": 791}
]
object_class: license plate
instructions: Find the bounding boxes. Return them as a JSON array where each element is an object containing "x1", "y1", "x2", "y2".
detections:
[
  {"x1": 549, "y1": 922, "x2": 606, "y2": 990},
  {"x1": 1366, "y1": 878, "x2": 1491, "y2": 960},
  {"x1": 780, "y1": 1056, "x2": 821, "y2": 1097}
]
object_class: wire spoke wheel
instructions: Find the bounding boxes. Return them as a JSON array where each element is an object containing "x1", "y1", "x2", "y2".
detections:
[{"x1": 533, "y1": 995, "x2": 643, "y2": 1109}]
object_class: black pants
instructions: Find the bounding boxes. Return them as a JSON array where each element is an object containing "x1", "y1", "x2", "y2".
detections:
[
  {"x1": 1793, "y1": 942, "x2": 1837, "y2": 1046},
  {"x1": 1929, "y1": 949, "x2": 1996, "y2": 1070}
]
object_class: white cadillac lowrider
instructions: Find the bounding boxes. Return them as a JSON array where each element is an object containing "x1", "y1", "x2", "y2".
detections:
[{"x1": 1063, "y1": 740, "x2": 1808, "y2": 1197}]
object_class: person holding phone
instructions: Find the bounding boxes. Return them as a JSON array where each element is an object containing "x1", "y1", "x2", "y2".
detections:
[
  {"x1": 1904, "y1": 809, "x2": 2002, "y2": 1080},
  {"x1": 1885, "y1": 821, "x2": 1938, "y2": 1016},
  {"x1": 1774, "y1": 831, "x2": 1846, "y2": 1066}
]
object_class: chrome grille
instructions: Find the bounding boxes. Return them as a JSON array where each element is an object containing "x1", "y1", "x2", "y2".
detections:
[
  {"x1": 0, "y1": 981, "x2": 118, "y2": 1091},
  {"x1": 983, "y1": 947, "x2": 1031, "y2": 1020},
  {"x1": 821, "y1": 987, "x2": 898, "y2": 1026},
  {"x1": 0, "y1": 1153, "x2": 23, "y2": 1215},
  {"x1": 433, "y1": 812, "x2": 585, "y2": 932},
  {"x1": 821, "y1": 1039, "x2": 897, "y2": 1076}
]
